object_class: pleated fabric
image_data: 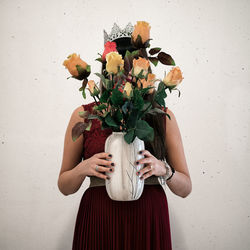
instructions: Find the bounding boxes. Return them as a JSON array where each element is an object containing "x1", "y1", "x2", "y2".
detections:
[{"x1": 72, "y1": 184, "x2": 172, "y2": 250}]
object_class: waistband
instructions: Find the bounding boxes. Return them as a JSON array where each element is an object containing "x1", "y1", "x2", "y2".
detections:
[{"x1": 88, "y1": 175, "x2": 160, "y2": 188}]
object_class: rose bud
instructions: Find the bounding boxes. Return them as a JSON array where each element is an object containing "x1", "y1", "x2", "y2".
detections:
[
  {"x1": 123, "y1": 82, "x2": 133, "y2": 98},
  {"x1": 102, "y1": 41, "x2": 117, "y2": 61},
  {"x1": 131, "y1": 21, "x2": 151, "y2": 47},
  {"x1": 132, "y1": 57, "x2": 150, "y2": 77},
  {"x1": 87, "y1": 80, "x2": 100, "y2": 96},
  {"x1": 163, "y1": 66, "x2": 184, "y2": 87},
  {"x1": 63, "y1": 53, "x2": 91, "y2": 80},
  {"x1": 106, "y1": 52, "x2": 124, "y2": 74}
]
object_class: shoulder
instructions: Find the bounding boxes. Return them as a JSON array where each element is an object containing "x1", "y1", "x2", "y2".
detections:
[
  {"x1": 70, "y1": 105, "x2": 84, "y2": 123},
  {"x1": 164, "y1": 108, "x2": 182, "y2": 140}
]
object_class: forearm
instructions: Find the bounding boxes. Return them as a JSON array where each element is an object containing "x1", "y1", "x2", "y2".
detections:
[
  {"x1": 57, "y1": 163, "x2": 86, "y2": 196},
  {"x1": 165, "y1": 170, "x2": 192, "y2": 198}
]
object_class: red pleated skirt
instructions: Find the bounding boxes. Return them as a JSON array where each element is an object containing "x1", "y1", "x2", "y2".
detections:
[{"x1": 72, "y1": 184, "x2": 172, "y2": 250}]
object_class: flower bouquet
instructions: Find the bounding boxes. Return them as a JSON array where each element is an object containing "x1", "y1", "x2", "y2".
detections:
[{"x1": 63, "y1": 21, "x2": 184, "y2": 200}]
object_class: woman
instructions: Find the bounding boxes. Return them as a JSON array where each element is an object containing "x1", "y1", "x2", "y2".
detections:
[{"x1": 58, "y1": 37, "x2": 192, "y2": 250}]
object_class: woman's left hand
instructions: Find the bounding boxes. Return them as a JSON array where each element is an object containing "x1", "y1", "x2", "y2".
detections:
[{"x1": 135, "y1": 150, "x2": 167, "y2": 180}]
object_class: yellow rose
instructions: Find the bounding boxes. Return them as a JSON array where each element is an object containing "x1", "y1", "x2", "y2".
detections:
[
  {"x1": 137, "y1": 73, "x2": 156, "y2": 94},
  {"x1": 87, "y1": 80, "x2": 100, "y2": 96},
  {"x1": 123, "y1": 82, "x2": 133, "y2": 97},
  {"x1": 163, "y1": 66, "x2": 184, "y2": 87},
  {"x1": 106, "y1": 52, "x2": 124, "y2": 74},
  {"x1": 132, "y1": 57, "x2": 150, "y2": 77},
  {"x1": 63, "y1": 53, "x2": 90, "y2": 79},
  {"x1": 132, "y1": 21, "x2": 151, "y2": 44}
]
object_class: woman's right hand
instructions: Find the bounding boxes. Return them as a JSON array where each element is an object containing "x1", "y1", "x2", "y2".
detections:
[{"x1": 79, "y1": 152, "x2": 115, "y2": 180}]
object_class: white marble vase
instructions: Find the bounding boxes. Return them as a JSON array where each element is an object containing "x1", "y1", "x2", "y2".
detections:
[{"x1": 104, "y1": 132, "x2": 145, "y2": 201}]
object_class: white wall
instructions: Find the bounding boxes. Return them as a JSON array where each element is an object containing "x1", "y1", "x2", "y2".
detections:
[{"x1": 0, "y1": 0, "x2": 249, "y2": 249}]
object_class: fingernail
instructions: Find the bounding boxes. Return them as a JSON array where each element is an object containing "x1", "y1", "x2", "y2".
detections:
[
  {"x1": 109, "y1": 168, "x2": 113, "y2": 172},
  {"x1": 137, "y1": 171, "x2": 140, "y2": 175},
  {"x1": 139, "y1": 151, "x2": 142, "y2": 154},
  {"x1": 140, "y1": 176, "x2": 143, "y2": 180},
  {"x1": 111, "y1": 162, "x2": 115, "y2": 166},
  {"x1": 107, "y1": 176, "x2": 110, "y2": 180},
  {"x1": 108, "y1": 154, "x2": 112, "y2": 157},
  {"x1": 136, "y1": 161, "x2": 139, "y2": 165}
]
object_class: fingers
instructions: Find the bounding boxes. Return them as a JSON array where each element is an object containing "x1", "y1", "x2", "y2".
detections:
[
  {"x1": 95, "y1": 165, "x2": 114, "y2": 173},
  {"x1": 96, "y1": 158, "x2": 115, "y2": 167},
  {"x1": 138, "y1": 149, "x2": 152, "y2": 158},
  {"x1": 136, "y1": 164, "x2": 153, "y2": 180},
  {"x1": 93, "y1": 152, "x2": 114, "y2": 167},
  {"x1": 135, "y1": 157, "x2": 152, "y2": 165},
  {"x1": 95, "y1": 152, "x2": 112, "y2": 159},
  {"x1": 92, "y1": 165, "x2": 114, "y2": 180},
  {"x1": 95, "y1": 171, "x2": 109, "y2": 180}
]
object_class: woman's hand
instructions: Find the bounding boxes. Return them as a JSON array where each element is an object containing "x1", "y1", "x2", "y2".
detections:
[
  {"x1": 135, "y1": 150, "x2": 167, "y2": 180},
  {"x1": 79, "y1": 152, "x2": 115, "y2": 180}
]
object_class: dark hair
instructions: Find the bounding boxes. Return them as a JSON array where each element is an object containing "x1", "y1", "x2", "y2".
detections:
[{"x1": 100, "y1": 37, "x2": 168, "y2": 161}]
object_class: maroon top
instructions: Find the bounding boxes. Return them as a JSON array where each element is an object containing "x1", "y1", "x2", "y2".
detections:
[{"x1": 82, "y1": 101, "x2": 113, "y2": 160}]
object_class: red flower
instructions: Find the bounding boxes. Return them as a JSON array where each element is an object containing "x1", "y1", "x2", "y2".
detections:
[{"x1": 102, "y1": 41, "x2": 117, "y2": 61}]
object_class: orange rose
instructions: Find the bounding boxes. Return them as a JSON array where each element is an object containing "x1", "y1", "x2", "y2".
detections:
[
  {"x1": 137, "y1": 73, "x2": 156, "y2": 94},
  {"x1": 132, "y1": 57, "x2": 150, "y2": 77},
  {"x1": 132, "y1": 21, "x2": 151, "y2": 45},
  {"x1": 163, "y1": 66, "x2": 184, "y2": 87},
  {"x1": 63, "y1": 53, "x2": 90, "y2": 80}
]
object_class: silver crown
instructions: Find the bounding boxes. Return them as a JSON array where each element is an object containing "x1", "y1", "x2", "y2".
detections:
[{"x1": 103, "y1": 22, "x2": 134, "y2": 45}]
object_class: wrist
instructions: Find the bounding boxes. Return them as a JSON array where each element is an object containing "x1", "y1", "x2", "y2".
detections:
[
  {"x1": 158, "y1": 159, "x2": 175, "y2": 185},
  {"x1": 75, "y1": 161, "x2": 87, "y2": 180}
]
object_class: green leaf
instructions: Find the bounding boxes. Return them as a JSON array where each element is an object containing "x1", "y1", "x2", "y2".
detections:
[
  {"x1": 76, "y1": 65, "x2": 85, "y2": 76},
  {"x1": 114, "y1": 109, "x2": 123, "y2": 122},
  {"x1": 122, "y1": 101, "x2": 130, "y2": 114},
  {"x1": 149, "y1": 47, "x2": 161, "y2": 55},
  {"x1": 85, "y1": 121, "x2": 92, "y2": 131},
  {"x1": 111, "y1": 88, "x2": 124, "y2": 106},
  {"x1": 78, "y1": 110, "x2": 89, "y2": 118},
  {"x1": 87, "y1": 114, "x2": 100, "y2": 120},
  {"x1": 86, "y1": 65, "x2": 91, "y2": 72},
  {"x1": 124, "y1": 51, "x2": 132, "y2": 72},
  {"x1": 100, "y1": 90, "x2": 110, "y2": 103},
  {"x1": 82, "y1": 89, "x2": 86, "y2": 99},
  {"x1": 131, "y1": 50, "x2": 139, "y2": 57},
  {"x1": 105, "y1": 79, "x2": 113, "y2": 90},
  {"x1": 93, "y1": 103, "x2": 107, "y2": 111},
  {"x1": 133, "y1": 89, "x2": 144, "y2": 110},
  {"x1": 72, "y1": 121, "x2": 90, "y2": 142},
  {"x1": 135, "y1": 120, "x2": 154, "y2": 142},
  {"x1": 157, "y1": 52, "x2": 175, "y2": 66},
  {"x1": 135, "y1": 34, "x2": 143, "y2": 45},
  {"x1": 166, "y1": 113, "x2": 171, "y2": 120},
  {"x1": 154, "y1": 82, "x2": 167, "y2": 107},
  {"x1": 124, "y1": 129, "x2": 136, "y2": 144},
  {"x1": 127, "y1": 108, "x2": 139, "y2": 128},
  {"x1": 148, "y1": 57, "x2": 159, "y2": 67},
  {"x1": 146, "y1": 108, "x2": 166, "y2": 115},
  {"x1": 95, "y1": 73, "x2": 106, "y2": 83},
  {"x1": 105, "y1": 113, "x2": 119, "y2": 127},
  {"x1": 95, "y1": 57, "x2": 103, "y2": 63}
]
